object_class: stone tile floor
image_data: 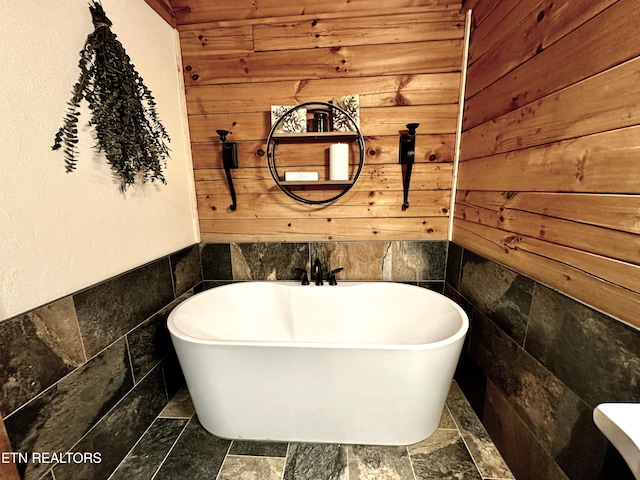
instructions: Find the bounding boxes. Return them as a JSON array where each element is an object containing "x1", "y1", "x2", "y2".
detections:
[{"x1": 107, "y1": 382, "x2": 514, "y2": 480}]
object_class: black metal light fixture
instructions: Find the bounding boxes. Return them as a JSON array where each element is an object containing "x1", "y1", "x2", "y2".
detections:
[
  {"x1": 216, "y1": 129, "x2": 238, "y2": 211},
  {"x1": 398, "y1": 123, "x2": 419, "y2": 210}
]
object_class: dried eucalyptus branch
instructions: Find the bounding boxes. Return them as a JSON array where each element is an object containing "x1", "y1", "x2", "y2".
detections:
[{"x1": 52, "y1": 1, "x2": 170, "y2": 191}]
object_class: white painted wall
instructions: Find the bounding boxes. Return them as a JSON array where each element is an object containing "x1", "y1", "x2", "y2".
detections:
[{"x1": 0, "y1": 0, "x2": 199, "y2": 321}]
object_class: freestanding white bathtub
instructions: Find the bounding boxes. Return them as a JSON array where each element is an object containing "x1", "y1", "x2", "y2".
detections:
[{"x1": 167, "y1": 281, "x2": 469, "y2": 445}]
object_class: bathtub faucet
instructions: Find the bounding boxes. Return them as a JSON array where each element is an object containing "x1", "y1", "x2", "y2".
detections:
[
  {"x1": 295, "y1": 267, "x2": 310, "y2": 285},
  {"x1": 313, "y1": 259, "x2": 324, "y2": 286},
  {"x1": 312, "y1": 260, "x2": 344, "y2": 285},
  {"x1": 328, "y1": 267, "x2": 344, "y2": 286}
]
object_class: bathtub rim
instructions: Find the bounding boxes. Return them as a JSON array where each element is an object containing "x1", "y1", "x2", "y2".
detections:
[{"x1": 168, "y1": 281, "x2": 469, "y2": 351}]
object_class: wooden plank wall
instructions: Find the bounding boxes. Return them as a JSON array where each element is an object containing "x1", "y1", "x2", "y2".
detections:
[
  {"x1": 176, "y1": 0, "x2": 465, "y2": 242},
  {"x1": 456, "y1": 0, "x2": 640, "y2": 328}
]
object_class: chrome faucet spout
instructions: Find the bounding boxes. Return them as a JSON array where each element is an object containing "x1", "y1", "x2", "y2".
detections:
[{"x1": 313, "y1": 259, "x2": 324, "y2": 286}]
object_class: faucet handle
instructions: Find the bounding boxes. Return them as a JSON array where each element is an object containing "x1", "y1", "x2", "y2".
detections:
[
  {"x1": 328, "y1": 267, "x2": 344, "y2": 286},
  {"x1": 294, "y1": 268, "x2": 310, "y2": 285}
]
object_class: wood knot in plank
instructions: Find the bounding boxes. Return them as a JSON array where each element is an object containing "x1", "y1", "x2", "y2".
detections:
[{"x1": 502, "y1": 235, "x2": 522, "y2": 252}]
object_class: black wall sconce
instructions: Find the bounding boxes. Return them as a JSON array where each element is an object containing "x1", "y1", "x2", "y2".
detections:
[
  {"x1": 216, "y1": 129, "x2": 238, "y2": 211},
  {"x1": 399, "y1": 123, "x2": 419, "y2": 210}
]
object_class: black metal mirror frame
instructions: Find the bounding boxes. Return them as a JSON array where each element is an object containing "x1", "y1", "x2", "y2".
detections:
[{"x1": 266, "y1": 101, "x2": 365, "y2": 205}]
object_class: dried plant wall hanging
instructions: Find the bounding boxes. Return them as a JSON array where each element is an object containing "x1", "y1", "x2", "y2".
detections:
[{"x1": 52, "y1": 1, "x2": 170, "y2": 191}]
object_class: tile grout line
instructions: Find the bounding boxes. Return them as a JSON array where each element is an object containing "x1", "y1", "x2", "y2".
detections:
[
  {"x1": 124, "y1": 335, "x2": 137, "y2": 385},
  {"x1": 159, "y1": 361, "x2": 171, "y2": 406},
  {"x1": 280, "y1": 443, "x2": 290, "y2": 480},
  {"x1": 224, "y1": 453, "x2": 288, "y2": 460},
  {"x1": 47, "y1": 362, "x2": 167, "y2": 476},
  {"x1": 105, "y1": 413, "x2": 163, "y2": 480},
  {"x1": 70, "y1": 297, "x2": 90, "y2": 365},
  {"x1": 168, "y1": 255, "x2": 177, "y2": 300},
  {"x1": 6, "y1": 282, "x2": 189, "y2": 421},
  {"x1": 406, "y1": 444, "x2": 418, "y2": 480},
  {"x1": 149, "y1": 412, "x2": 194, "y2": 480},
  {"x1": 346, "y1": 444, "x2": 350, "y2": 480},
  {"x1": 444, "y1": 402, "x2": 485, "y2": 479},
  {"x1": 213, "y1": 438, "x2": 234, "y2": 480},
  {"x1": 448, "y1": 382, "x2": 516, "y2": 480}
]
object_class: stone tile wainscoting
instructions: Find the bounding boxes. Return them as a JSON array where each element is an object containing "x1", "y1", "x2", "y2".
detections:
[
  {"x1": 10, "y1": 239, "x2": 636, "y2": 480},
  {"x1": 446, "y1": 243, "x2": 640, "y2": 480},
  {"x1": 0, "y1": 239, "x2": 447, "y2": 480},
  {"x1": 0, "y1": 245, "x2": 202, "y2": 480},
  {"x1": 200, "y1": 240, "x2": 448, "y2": 290}
]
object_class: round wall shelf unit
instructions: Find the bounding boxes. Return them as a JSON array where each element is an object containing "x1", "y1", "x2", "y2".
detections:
[{"x1": 266, "y1": 101, "x2": 365, "y2": 205}]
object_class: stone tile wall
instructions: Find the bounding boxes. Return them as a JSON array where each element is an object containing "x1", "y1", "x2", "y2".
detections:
[
  {"x1": 200, "y1": 240, "x2": 448, "y2": 290},
  {"x1": 0, "y1": 245, "x2": 202, "y2": 480},
  {"x1": 446, "y1": 243, "x2": 640, "y2": 480},
  {"x1": 1, "y1": 239, "x2": 445, "y2": 479},
  {"x1": 12, "y1": 239, "x2": 636, "y2": 480}
]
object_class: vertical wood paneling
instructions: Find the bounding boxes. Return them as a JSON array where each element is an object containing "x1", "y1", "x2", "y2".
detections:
[
  {"x1": 457, "y1": 0, "x2": 640, "y2": 328},
  {"x1": 179, "y1": 3, "x2": 466, "y2": 242}
]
